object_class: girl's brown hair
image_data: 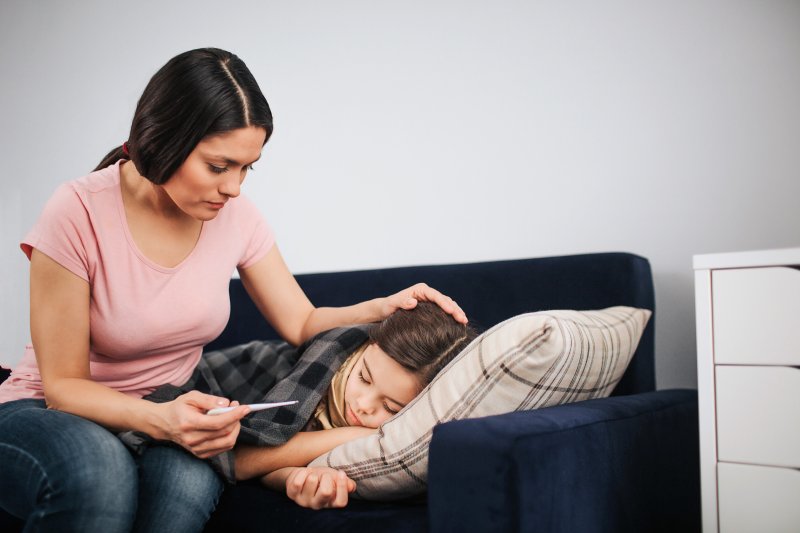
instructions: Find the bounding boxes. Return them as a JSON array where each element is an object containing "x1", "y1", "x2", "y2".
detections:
[{"x1": 369, "y1": 302, "x2": 477, "y2": 387}]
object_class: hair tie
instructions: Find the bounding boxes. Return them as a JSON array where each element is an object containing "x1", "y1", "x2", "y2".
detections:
[{"x1": 122, "y1": 142, "x2": 130, "y2": 156}]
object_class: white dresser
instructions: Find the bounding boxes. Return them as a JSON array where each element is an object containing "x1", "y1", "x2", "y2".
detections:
[{"x1": 694, "y1": 248, "x2": 800, "y2": 532}]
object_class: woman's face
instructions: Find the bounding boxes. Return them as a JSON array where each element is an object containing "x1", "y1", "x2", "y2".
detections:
[
  {"x1": 343, "y1": 344, "x2": 421, "y2": 429},
  {"x1": 161, "y1": 126, "x2": 267, "y2": 221}
]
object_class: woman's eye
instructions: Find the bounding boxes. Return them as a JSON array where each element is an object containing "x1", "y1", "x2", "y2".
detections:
[{"x1": 208, "y1": 164, "x2": 228, "y2": 174}]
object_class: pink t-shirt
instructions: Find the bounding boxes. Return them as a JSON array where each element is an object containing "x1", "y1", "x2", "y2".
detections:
[{"x1": 0, "y1": 161, "x2": 274, "y2": 402}]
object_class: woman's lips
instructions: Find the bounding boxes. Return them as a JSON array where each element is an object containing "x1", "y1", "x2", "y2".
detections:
[{"x1": 206, "y1": 201, "x2": 226, "y2": 210}]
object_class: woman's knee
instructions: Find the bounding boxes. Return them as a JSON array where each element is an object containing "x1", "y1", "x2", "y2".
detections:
[
  {"x1": 135, "y1": 446, "x2": 223, "y2": 532},
  {"x1": 0, "y1": 401, "x2": 138, "y2": 529},
  {"x1": 62, "y1": 423, "x2": 138, "y2": 501},
  {"x1": 1, "y1": 402, "x2": 136, "y2": 497},
  {"x1": 139, "y1": 446, "x2": 222, "y2": 502},
  {"x1": 34, "y1": 412, "x2": 137, "y2": 515}
]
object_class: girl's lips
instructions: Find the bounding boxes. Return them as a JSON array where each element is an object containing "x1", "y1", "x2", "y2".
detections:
[{"x1": 347, "y1": 405, "x2": 363, "y2": 427}]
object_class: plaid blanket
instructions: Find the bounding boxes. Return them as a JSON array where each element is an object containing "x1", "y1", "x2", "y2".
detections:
[{"x1": 118, "y1": 325, "x2": 371, "y2": 483}]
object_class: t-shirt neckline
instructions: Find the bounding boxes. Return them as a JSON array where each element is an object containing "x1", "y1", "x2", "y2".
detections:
[{"x1": 112, "y1": 160, "x2": 206, "y2": 273}]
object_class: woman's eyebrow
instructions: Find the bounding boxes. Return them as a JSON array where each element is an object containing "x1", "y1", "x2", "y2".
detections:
[
  {"x1": 207, "y1": 154, "x2": 262, "y2": 166},
  {"x1": 362, "y1": 357, "x2": 406, "y2": 407}
]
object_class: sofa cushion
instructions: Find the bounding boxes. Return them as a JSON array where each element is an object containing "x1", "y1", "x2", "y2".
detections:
[{"x1": 309, "y1": 306, "x2": 651, "y2": 500}]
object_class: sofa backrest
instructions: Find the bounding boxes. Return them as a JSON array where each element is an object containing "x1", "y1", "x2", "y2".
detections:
[{"x1": 206, "y1": 252, "x2": 656, "y2": 396}]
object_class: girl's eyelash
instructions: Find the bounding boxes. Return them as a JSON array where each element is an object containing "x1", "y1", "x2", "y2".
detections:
[{"x1": 359, "y1": 370, "x2": 398, "y2": 414}]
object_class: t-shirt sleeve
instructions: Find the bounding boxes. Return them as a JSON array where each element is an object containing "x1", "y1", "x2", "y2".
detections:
[
  {"x1": 234, "y1": 194, "x2": 276, "y2": 269},
  {"x1": 21, "y1": 183, "x2": 92, "y2": 282}
]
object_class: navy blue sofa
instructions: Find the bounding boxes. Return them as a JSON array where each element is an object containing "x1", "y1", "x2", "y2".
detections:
[{"x1": 0, "y1": 252, "x2": 700, "y2": 532}]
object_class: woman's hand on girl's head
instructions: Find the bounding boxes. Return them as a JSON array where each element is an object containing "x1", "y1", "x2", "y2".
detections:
[
  {"x1": 381, "y1": 283, "x2": 468, "y2": 324},
  {"x1": 152, "y1": 390, "x2": 250, "y2": 459},
  {"x1": 285, "y1": 467, "x2": 355, "y2": 509}
]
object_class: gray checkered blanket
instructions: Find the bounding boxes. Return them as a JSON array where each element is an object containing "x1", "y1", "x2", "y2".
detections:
[{"x1": 118, "y1": 325, "x2": 371, "y2": 483}]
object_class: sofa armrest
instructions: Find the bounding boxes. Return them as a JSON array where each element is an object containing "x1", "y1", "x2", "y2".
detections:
[{"x1": 427, "y1": 389, "x2": 700, "y2": 533}]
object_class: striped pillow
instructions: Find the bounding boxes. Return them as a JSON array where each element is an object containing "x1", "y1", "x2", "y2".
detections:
[{"x1": 308, "y1": 306, "x2": 652, "y2": 500}]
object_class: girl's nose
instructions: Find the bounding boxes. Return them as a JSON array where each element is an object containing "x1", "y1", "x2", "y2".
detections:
[{"x1": 355, "y1": 396, "x2": 375, "y2": 415}]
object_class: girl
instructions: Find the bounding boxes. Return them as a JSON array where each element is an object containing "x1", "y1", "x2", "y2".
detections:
[
  {"x1": 234, "y1": 302, "x2": 477, "y2": 510},
  {"x1": 0, "y1": 48, "x2": 466, "y2": 532}
]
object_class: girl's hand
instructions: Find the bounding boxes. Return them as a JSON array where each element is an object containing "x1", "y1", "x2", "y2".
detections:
[
  {"x1": 285, "y1": 467, "x2": 356, "y2": 509},
  {"x1": 381, "y1": 283, "x2": 468, "y2": 324},
  {"x1": 153, "y1": 390, "x2": 250, "y2": 459}
]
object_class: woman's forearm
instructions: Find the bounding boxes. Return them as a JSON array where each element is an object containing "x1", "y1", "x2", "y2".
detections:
[
  {"x1": 235, "y1": 426, "x2": 375, "y2": 480},
  {"x1": 43, "y1": 376, "x2": 166, "y2": 436}
]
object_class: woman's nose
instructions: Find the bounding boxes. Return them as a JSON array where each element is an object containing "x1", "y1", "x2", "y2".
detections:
[{"x1": 220, "y1": 173, "x2": 241, "y2": 198}]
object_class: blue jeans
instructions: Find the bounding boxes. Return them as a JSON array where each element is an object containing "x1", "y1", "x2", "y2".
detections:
[{"x1": 0, "y1": 399, "x2": 224, "y2": 533}]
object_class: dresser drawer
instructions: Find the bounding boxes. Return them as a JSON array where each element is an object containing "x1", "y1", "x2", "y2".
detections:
[
  {"x1": 712, "y1": 267, "x2": 800, "y2": 365},
  {"x1": 716, "y1": 365, "x2": 800, "y2": 467},
  {"x1": 718, "y1": 462, "x2": 800, "y2": 533}
]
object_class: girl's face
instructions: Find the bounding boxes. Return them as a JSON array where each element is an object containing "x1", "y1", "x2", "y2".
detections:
[
  {"x1": 344, "y1": 344, "x2": 421, "y2": 429},
  {"x1": 161, "y1": 126, "x2": 266, "y2": 221}
]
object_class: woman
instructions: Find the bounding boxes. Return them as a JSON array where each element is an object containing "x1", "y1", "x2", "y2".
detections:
[{"x1": 0, "y1": 48, "x2": 466, "y2": 532}]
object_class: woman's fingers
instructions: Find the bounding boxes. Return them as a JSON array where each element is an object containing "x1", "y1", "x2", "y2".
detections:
[
  {"x1": 173, "y1": 392, "x2": 249, "y2": 429},
  {"x1": 162, "y1": 392, "x2": 248, "y2": 456},
  {"x1": 190, "y1": 423, "x2": 242, "y2": 458},
  {"x1": 387, "y1": 283, "x2": 468, "y2": 324},
  {"x1": 412, "y1": 284, "x2": 467, "y2": 323}
]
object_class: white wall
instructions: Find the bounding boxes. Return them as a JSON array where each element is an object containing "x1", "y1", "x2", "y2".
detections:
[{"x1": 1, "y1": 0, "x2": 798, "y2": 389}]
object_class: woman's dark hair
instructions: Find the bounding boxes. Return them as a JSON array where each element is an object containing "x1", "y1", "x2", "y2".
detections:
[
  {"x1": 369, "y1": 302, "x2": 477, "y2": 387},
  {"x1": 95, "y1": 48, "x2": 273, "y2": 183}
]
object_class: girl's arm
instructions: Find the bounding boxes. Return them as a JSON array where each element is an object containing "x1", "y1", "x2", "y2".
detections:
[
  {"x1": 234, "y1": 425, "x2": 375, "y2": 480},
  {"x1": 238, "y1": 246, "x2": 467, "y2": 347},
  {"x1": 30, "y1": 249, "x2": 249, "y2": 458}
]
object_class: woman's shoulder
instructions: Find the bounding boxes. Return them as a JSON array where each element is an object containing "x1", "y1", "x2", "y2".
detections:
[
  {"x1": 69, "y1": 160, "x2": 122, "y2": 196},
  {"x1": 21, "y1": 163, "x2": 123, "y2": 269},
  {"x1": 40, "y1": 162, "x2": 121, "y2": 217}
]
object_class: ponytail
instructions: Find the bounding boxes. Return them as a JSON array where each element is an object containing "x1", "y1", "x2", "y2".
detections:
[{"x1": 94, "y1": 145, "x2": 126, "y2": 172}]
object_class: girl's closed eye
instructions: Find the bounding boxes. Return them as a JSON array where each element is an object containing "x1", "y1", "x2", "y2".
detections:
[{"x1": 359, "y1": 371, "x2": 399, "y2": 414}]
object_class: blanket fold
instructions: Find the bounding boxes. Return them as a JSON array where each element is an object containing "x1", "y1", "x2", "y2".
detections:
[{"x1": 117, "y1": 325, "x2": 371, "y2": 484}]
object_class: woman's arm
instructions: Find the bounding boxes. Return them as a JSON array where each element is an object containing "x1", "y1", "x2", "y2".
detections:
[
  {"x1": 234, "y1": 425, "x2": 374, "y2": 480},
  {"x1": 238, "y1": 246, "x2": 467, "y2": 346},
  {"x1": 30, "y1": 249, "x2": 249, "y2": 458}
]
